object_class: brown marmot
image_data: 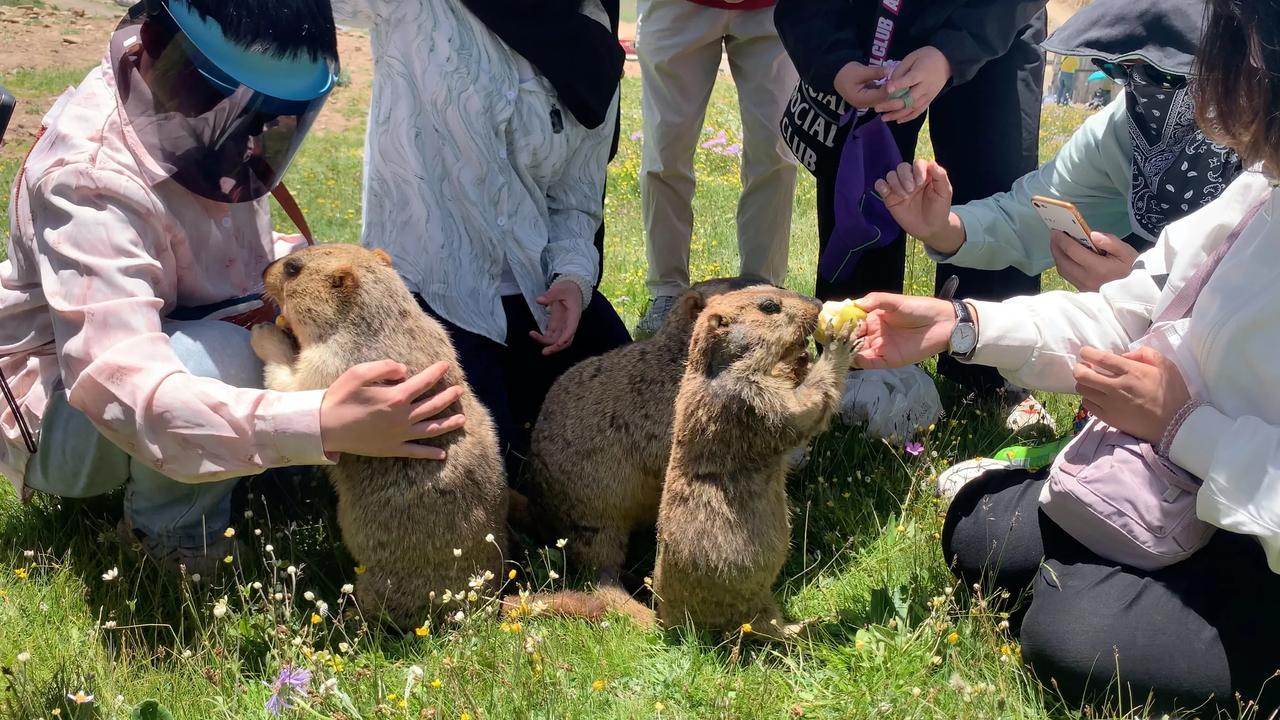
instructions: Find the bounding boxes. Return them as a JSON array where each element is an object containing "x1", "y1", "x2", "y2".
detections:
[
  {"x1": 653, "y1": 286, "x2": 856, "y2": 639},
  {"x1": 250, "y1": 245, "x2": 507, "y2": 630},
  {"x1": 526, "y1": 277, "x2": 764, "y2": 587}
]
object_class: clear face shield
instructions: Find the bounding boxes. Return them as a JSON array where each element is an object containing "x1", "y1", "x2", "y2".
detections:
[{"x1": 111, "y1": 0, "x2": 338, "y2": 203}]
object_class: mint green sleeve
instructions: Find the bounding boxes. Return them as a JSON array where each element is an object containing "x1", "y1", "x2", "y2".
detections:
[{"x1": 933, "y1": 97, "x2": 1134, "y2": 275}]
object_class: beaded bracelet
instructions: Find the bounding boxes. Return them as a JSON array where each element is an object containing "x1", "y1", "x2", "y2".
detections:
[{"x1": 1157, "y1": 399, "x2": 1208, "y2": 459}]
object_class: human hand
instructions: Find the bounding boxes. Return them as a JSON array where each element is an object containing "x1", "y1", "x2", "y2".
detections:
[
  {"x1": 877, "y1": 46, "x2": 951, "y2": 123},
  {"x1": 530, "y1": 279, "x2": 584, "y2": 356},
  {"x1": 834, "y1": 61, "x2": 891, "y2": 110},
  {"x1": 1050, "y1": 231, "x2": 1141, "y2": 292},
  {"x1": 1073, "y1": 346, "x2": 1191, "y2": 443},
  {"x1": 874, "y1": 160, "x2": 965, "y2": 254},
  {"x1": 320, "y1": 360, "x2": 467, "y2": 459},
  {"x1": 851, "y1": 293, "x2": 957, "y2": 369}
]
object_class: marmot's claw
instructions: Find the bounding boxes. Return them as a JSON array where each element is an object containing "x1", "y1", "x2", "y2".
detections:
[{"x1": 251, "y1": 322, "x2": 296, "y2": 365}]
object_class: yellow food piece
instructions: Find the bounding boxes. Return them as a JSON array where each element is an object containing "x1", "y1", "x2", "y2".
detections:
[
  {"x1": 814, "y1": 299, "x2": 868, "y2": 345},
  {"x1": 275, "y1": 314, "x2": 289, "y2": 330}
]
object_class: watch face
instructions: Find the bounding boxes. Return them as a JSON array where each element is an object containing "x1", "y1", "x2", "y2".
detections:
[{"x1": 951, "y1": 323, "x2": 978, "y2": 356}]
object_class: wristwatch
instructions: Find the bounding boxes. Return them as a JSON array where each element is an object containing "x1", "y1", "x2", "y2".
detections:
[{"x1": 948, "y1": 300, "x2": 978, "y2": 361}]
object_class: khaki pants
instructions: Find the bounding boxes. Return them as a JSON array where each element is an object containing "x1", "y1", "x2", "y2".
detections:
[{"x1": 638, "y1": 0, "x2": 799, "y2": 297}]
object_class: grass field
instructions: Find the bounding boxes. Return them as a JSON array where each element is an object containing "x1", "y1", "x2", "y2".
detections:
[{"x1": 0, "y1": 65, "x2": 1145, "y2": 720}]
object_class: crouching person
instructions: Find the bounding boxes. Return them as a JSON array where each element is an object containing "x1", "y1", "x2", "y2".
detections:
[{"x1": 0, "y1": 0, "x2": 463, "y2": 577}]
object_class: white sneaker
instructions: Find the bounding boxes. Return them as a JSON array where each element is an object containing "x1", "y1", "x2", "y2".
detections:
[
  {"x1": 1003, "y1": 392, "x2": 1057, "y2": 435},
  {"x1": 935, "y1": 457, "x2": 1015, "y2": 500},
  {"x1": 634, "y1": 295, "x2": 679, "y2": 339}
]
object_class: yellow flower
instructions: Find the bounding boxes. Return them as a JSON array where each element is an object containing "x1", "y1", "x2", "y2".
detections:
[
  {"x1": 310, "y1": 613, "x2": 322, "y2": 625},
  {"x1": 354, "y1": 565, "x2": 367, "y2": 575},
  {"x1": 946, "y1": 632, "x2": 959, "y2": 645},
  {"x1": 415, "y1": 625, "x2": 430, "y2": 637},
  {"x1": 398, "y1": 701, "x2": 407, "y2": 709},
  {"x1": 223, "y1": 527, "x2": 236, "y2": 538},
  {"x1": 430, "y1": 679, "x2": 442, "y2": 689},
  {"x1": 508, "y1": 569, "x2": 518, "y2": 581},
  {"x1": 461, "y1": 713, "x2": 472, "y2": 720},
  {"x1": 223, "y1": 555, "x2": 233, "y2": 564},
  {"x1": 854, "y1": 639, "x2": 866, "y2": 651},
  {"x1": 592, "y1": 679, "x2": 605, "y2": 691},
  {"x1": 13, "y1": 568, "x2": 28, "y2": 580},
  {"x1": 739, "y1": 623, "x2": 752, "y2": 635},
  {"x1": 387, "y1": 693, "x2": 398, "y2": 701},
  {"x1": 655, "y1": 702, "x2": 666, "y2": 712}
]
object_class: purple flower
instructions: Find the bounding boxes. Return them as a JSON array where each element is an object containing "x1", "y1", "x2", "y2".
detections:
[
  {"x1": 720, "y1": 143, "x2": 742, "y2": 157},
  {"x1": 629, "y1": 131, "x2": 643, "y2": 141},
  {"x1": 265, "y1": 666, "x2": 311, "y2": 715},
  {"x1": 700, "y1": 130, "x2": 728, "y2": 149},
  {"x1": 905, "y1": 441, "x2": 924, "y2": 456}
]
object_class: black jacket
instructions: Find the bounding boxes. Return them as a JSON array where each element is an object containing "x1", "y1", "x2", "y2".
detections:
[{"x1": 774, "y1": 0, "x2": 1046, "y2": 93}]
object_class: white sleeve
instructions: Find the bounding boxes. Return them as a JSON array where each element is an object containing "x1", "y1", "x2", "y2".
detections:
[
  {"x1": 331, "y1": 0, "x2": 377, "y2": 25},
  {"x1": 964, "y1": 187, "x2": 1244, "y2": 394}
]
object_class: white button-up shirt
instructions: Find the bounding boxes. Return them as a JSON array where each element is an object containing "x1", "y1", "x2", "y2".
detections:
[{"x1": 332, "y1": 0, "x2": 618, "y2": 344}]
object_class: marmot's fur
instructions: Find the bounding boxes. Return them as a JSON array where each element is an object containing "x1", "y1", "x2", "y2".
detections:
[
  {"x1": 526, "y1": 277, "x2": 764, "y2": 586},
  {"x1": 251, "y1": 245, "x2": 507, "y2": 630},
  {"x1": 653, "y1": 287, "x2": 855, "y2": 638}
]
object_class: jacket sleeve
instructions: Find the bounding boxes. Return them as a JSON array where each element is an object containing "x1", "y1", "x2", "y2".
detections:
[
  {"x1": 930, "y1": 0, "x2": 1046, "y2": 86},
  {"x1": 331, "y1": 0, "x2": 375, "y2": 24},
  {"x1": 939, "y1": 96, "x2": 1134, "y2": 274},
  {"x1": 542, "y1": 92, "x2": 616, "y2": 293},
  {"x1": 774, "y1": 0, "x2": 867, "y2": 93},
  {"x1": 30, "y1": 165, "x2": 333, "y2": 484},
  {"x1": 961, "y1": 180, "x2": 1247, "y2": 395}
]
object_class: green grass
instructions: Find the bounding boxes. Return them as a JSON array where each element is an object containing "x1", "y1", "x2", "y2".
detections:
[{"x1": 0, "y1": 73, "x2": 1161, "y2": 720}]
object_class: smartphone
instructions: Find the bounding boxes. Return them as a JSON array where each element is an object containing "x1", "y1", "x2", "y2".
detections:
[
  {"x1": 1031, "y1": 195, "x2": 1101, "y2": 254},
  {"x1": 0, "y1": 84, "x2": 14, "y2": 146}
]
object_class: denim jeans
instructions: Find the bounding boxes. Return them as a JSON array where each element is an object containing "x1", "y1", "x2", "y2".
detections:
[{"x1": 24, "y1": 320, "x2": 263, "y2": 551}]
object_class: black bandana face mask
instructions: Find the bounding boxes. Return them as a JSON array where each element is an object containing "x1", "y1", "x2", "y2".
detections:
[{"x1": 1125, "y1": 79, "x2": 1243, "y2": 242}]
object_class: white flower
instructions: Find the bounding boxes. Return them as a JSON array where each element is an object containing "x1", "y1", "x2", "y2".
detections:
[
  {"x1": 264, "y1": 544, "x2": 274, "y2": 553},
  {"x1": 252, "y1": 582, "x2": 263, "y2": 591},
  {"x1": 114, "y1": 695, "x2": 125, "y2": 706},
  {"x1": 315, "y1": 601, "x2": 329, "y2": 615},
  {"x1": 22, "y1": 550, "x2": 34, "y2": 559},
  {"x1": 453, "y1": 610, "x2": 465, "y2": 622},
  {"x1": 484, "y1": 533, "x2": 495, "y2": 544},
  {"x1": 303, "y1": 591, "x2": 315, "y2": 602},
  {"x1": 441, "y1": 590, "x2": 454, "y2": 604},
  {"x1": 101, "y1": 567, "x2": 119, "y2": 582},
  {"x1": 212, "y1": 597, "x2": 229, "y2": 619},
  {"x1": 338, "y1": 642, "x2": 351, "y2": 654},
  {"x1": 548, "y1": 571, "x2": 560, "y2": 581},
  {"x1": 555, "y1": 538, "x2": 568, "y2": 548},
  {"x1": 67, "y1": 691, "x2": 94, "y2": 705},
  {"x1": 102, "y1": 620, "x2": 118, "y2": 630},
  {"x1": 244, "y1": 510, "x2": 254, "y2": 519},
  {"x1": 340, "y1": 583, "x2": 354, "y2": 595},
  {"x1": 408, "y1": 665, "x2": 424, "y2": 680},
  {"x1": 292, "y1": 637, "x2": 304, "y2": 647},
  {"x1": 322, "y1": 678, "x2": 339, "y2": 694},
  {"x1": 190, "y1": 573, "x2": 202, "y2": 584},
  {"x1": 286, "y1": 565, "x2": 297, "y2": 576},
  {"x1": 466, "y1": 591, "x2": 478, "y2": 603},
  {"x1": 16, "y1": 652, "x2": 30, "y2": 663},
  {"x1": 452, "y1": 548, "x2": 463, "y2": 558},
  {"x1": 254, "y1": 529, "x2": 262, "y2": 537},
  {"x1": 182, "y1": 649, "x2": 193, "y2": 659},
  {"x1": 273, "y1": 593, "x2": 284, "y2": 601}
]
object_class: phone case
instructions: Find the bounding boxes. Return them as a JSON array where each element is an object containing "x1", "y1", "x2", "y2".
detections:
[{"x1": 1032, "y1": 196, "x2": 1099, "y2": 253}]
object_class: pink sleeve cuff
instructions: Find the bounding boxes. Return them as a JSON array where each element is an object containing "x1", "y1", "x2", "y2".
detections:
[{"x1": 255, "y1": 389, "x2": 334, "y2": 468}]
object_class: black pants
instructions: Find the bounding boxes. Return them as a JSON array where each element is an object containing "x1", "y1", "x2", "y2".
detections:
[
  {"x1": 942, "y1": 469, "x2": 1280, "y2": 717},
  {"x1": 417, "y1": 292, "x2": 632, "y2": 485},
  {"x1": 816, "y1": 15, "x2": 1047, "y2": 396}
]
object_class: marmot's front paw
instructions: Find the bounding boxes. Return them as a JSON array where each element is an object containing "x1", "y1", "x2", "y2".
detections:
[
  {"x1": 821, "y1": 316, "x2": 859, "y2": 364},
  {"x1": 251, "y1": 323, "x2": 296, "y2": 365}
]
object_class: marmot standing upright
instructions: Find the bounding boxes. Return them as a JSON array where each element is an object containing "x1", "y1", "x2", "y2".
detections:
[
  {"x1": 527, "y1": 277, "x2": 763, "y2": 586},
  {"x1": 250, "y1": 245, "x2": 507, "y2": 630},
  {"x1": 653, "y1": 286, "x2": 856, "y2": 638}
]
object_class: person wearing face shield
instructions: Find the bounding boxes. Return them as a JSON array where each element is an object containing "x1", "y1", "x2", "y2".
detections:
[
  {"x1": 876, "y1": 0, "x2": 1244, "y2": 295},
  {"x1": 0, "y1": 0, "x2": 466, "y2": 577}
]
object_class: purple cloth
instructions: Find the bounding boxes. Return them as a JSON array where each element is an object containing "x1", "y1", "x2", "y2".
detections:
[{"x1": 819, "y1": 114, "x2": 904, "y2": 284}]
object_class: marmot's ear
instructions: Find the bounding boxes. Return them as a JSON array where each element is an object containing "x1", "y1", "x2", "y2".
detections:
[
  {"x1": 372, "y1": 249, "x2": 394, "y2": 267},
  {"x1": 706, "y1": 312, "x2": 728, "y2": 329},
  {"x1": 330, "y1": 264, "x2": 360, "y2": 291},
  {"x1": 678, "y1": 291, "x2": 705, "y2": 320}
]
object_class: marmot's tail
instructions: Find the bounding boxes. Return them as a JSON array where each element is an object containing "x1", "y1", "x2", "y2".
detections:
[{"x1": 505, "y1": 586, "x2": 655, "y2": 627}]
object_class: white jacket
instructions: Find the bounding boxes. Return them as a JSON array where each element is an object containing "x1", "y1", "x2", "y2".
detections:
[{"x1": 968, "y1": 170, "x2": 1280, "y2": 572}]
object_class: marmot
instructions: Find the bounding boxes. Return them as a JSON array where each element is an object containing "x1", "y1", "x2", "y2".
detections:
[
  {"x1": 526, "y1": 277, "x2": 764, "y2": 586},
  {"x1": 250, "y1": 245, "x2": 507, "y2": 630},
  {"x1": 653, "y1": 286, "x2": 856, "y2": 638}
]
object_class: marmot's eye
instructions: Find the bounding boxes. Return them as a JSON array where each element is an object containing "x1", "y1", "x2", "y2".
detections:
[
  {"x1": 758, "y1": 298, "x2": 782, "y2": 315},
  {"x1": 283, "y1": 258, "x2": 304, "y2": 278}
]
